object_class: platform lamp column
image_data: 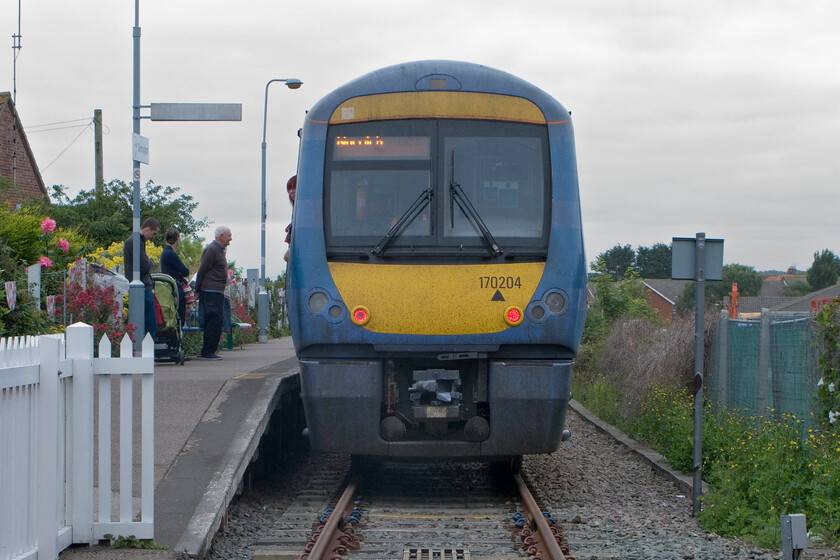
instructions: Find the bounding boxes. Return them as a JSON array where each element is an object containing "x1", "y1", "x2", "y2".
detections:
[{"x1": 260, "y1": 78, "x2": 302, "y2": 343}]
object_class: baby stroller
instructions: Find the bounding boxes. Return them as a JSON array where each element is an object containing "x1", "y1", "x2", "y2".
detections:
[{"x1": 152, "y1": 273, "x2": 185, "y2": 365}]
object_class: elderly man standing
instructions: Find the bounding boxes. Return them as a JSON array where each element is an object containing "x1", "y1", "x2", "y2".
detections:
[
  {"x1": 123, "y1": 217, "x2": 160, "y2": 341},
  {"x1": 195, "y1": 226, "x2": 232, "y2": 360}
]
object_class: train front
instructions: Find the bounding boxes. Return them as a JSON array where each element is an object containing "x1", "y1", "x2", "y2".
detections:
[{"x1": 288, "y1": 61, "x2": 587, "y2": 460}]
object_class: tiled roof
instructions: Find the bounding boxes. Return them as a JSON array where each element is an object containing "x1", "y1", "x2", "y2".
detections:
[
  {"x1": 772, "y1": 283, "x2": 840, "y2": 312},
  {"x1": 760, "y1": 274, "x2": 808, "y2": 298},
  {"x1": 642, "y1": 279, "x2": 690, "y2": 303},
  {"x1": 729, "y1": 282, "x2": 840, "y2": 314}
]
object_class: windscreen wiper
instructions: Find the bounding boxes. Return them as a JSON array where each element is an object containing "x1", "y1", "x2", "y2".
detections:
[
  {"x1": 450, "y1": 152, "x2": 502, "y2": 257},
  {"x1": 372, "y1": 188, "x2": 433, "y2": 257}
]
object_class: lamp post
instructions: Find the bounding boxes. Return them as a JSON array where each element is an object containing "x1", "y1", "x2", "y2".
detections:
[
  {"x1": 260, "y1": 78, "x2": 302, "y2": 343},
  {"x1": 129, "y1": 0, "x2": 144, "y2": 352}
]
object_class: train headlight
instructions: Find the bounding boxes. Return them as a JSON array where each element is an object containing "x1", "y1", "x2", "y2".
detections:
[
  {"x1": 308, "y1": 291, "x2": 328, "y2": 313},
  {"x1": 545, "y1": 291, "x2": 566, "y2": 314},
  {"x1": 351, "y1": 305, "x2": 371, "y2": 326},
  {"x1": 504, "y1": 306, "x2": 523, "y2": 326}
]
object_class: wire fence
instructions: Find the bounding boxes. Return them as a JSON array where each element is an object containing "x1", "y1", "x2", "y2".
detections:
[{"x1": 707, "y1": 310, "x2": 820, "y2": 427}]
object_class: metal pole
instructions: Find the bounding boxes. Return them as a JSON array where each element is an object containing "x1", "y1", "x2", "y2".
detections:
[
  {"x1": 94, "y1": 109, "x2": 104, "y2": 193},
  {"x1": 128, "y1": 0, "x2": 144, "y2": 352},
  {"x1": 259, "y1": 78, "x2": 302, "y2": 343},
  {"x1": 692, "y1": 232, "x2": 705, "y2": 516}
]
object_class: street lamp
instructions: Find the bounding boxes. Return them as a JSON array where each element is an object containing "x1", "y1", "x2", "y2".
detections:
[{"x1": 260, "y1": 78, "x2": 302, "y2": 343}]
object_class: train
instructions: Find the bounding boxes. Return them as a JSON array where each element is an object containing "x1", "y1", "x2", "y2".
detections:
[{"x1": 287, "y1": 60, "x2": 586, "y2": 466}]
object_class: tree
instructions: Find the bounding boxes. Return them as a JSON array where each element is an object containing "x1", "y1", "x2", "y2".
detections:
[
  {"x1": 589, "y1": 271, "x2": 659, "y2": 324},
  {"x1": 636, "y1": 243, "x2": 672, "y2": 279},
  {"x1": 677, "y1": 263, "x2": 763, "y2": 314},
  {"x1": 176, "y1": 235, "x2": 206, "y2": 275},
  {"x1": 30, "y1": 180, "x2": 209, "y2": 249},
  {"x1": 591, "y1": 244, "x2": 636, "y2": 281},
  {"x1": 807, "y1": 250, "x2": 840, "y2": 291},
  {"x1": 783, "y1": 281, "x2": 813, "y2": 297}
]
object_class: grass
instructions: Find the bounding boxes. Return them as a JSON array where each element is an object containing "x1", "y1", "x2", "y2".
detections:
[{"x1": 619, "y1": 385, "x2": 840, "y2": 548}]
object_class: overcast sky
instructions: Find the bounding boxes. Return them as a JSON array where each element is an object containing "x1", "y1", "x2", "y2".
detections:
[{"x1": 2, "y1": 1, "x2": 838, "y2": 278}]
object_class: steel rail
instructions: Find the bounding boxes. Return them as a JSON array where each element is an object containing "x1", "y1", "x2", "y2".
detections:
[
  {"x1": 305, "y1": 475, "x2": 360, "y2": 560},
  {"x1": 514, "y1": 473, "x2": 567, "y2": 560}
]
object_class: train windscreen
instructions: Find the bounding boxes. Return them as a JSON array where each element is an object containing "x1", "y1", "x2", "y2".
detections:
[{"x1": 324, "y1": 119, "x2": 550, "y2": 258}]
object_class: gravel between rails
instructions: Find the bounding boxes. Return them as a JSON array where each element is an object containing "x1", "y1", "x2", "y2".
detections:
[{"x1": 207, "y1": 408, "x2": 838, "y2": 560}]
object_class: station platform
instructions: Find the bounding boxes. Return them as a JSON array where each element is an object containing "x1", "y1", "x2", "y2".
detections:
[{"x1": 60, "y1": 336, "x2": 300, "y2": 560}]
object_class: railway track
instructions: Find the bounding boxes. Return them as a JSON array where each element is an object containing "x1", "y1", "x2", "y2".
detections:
[{"x1": 254, "y1": 460, "x2": 571, "y2": 560}]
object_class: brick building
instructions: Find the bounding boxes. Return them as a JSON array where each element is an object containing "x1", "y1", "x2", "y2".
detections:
[
  {"x1": 642, "y1": 279, "x2": 689, "y2": 323},
  {"x1": 0, "y1": 92, "x2": 48, "y2": 209}
]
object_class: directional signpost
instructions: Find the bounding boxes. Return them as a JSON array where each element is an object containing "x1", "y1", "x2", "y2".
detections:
[
  {"x1": 130, "y1": 0, "x2": 242, "y2": 351},
  {"x1": 672, "y1": 233, "x2": 723, "y2": 516}
]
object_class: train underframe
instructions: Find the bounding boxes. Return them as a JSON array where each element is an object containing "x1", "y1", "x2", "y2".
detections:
[{"x1": 299, "y1": 355, "x2": 572, "y2": 459}]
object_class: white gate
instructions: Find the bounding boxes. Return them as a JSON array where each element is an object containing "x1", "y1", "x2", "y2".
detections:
[{"x1": 0, "y1": 323, "x2": 155, "y2": 560}]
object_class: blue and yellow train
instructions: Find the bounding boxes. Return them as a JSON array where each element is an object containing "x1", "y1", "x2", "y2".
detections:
[{"x1": 287, "y1": 60, "x2": 586, "y2": 463}]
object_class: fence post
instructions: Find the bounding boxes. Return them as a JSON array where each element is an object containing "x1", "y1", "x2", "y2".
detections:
[
  {"x1": 67, "y1": 322, "x2": 95, "y2": 543},
  {"x1": 37, "y1": 336, "x2": 61, "y2": 560},
  {"x1": 757, "y1": 309, "x2": 771, "y2": 413},
  {"x1": 141, "y1": 333, "x2": 155, "y2": 525},
  {"x1": 717, "y1": 310, "x2": 729, "y2": 408}
]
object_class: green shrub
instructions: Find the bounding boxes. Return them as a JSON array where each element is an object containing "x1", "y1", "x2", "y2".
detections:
[
  {"x1": 814, "y1": 299, "x2": 840, "y2": 431},
  {"x1": 0, "y1": 290, "x2": 55, "y2": 337},
  {"x1": 0, "y1": 209, "x2": 41, "y2": 264},
  {"x1": 627, "y1": 384, "x2": 840, "y2": 547},
  {"x1": 631, "y1": 386, "x2": 694, "y2": 471},
  {"x1": 572, "y1": 376, "x2": 624, "y2": 429}
]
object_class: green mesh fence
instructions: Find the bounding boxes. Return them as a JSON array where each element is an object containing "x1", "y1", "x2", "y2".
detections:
[{"x1": 707, "y1": 312, "x2": 819, "y2": 426}]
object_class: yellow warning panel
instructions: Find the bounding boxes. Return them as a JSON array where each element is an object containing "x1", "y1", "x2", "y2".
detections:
[
  {"x1": 329, "y1": 92, "x2": 547, "y2": 124},
  {"x1": 328, "y1": 262, "x2": 545, "y2": 335}
]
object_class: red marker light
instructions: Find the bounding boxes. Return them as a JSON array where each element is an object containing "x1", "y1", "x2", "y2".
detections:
[
  {"x1": 504, "y1": 306, "x2": 523, "y2": 326},
  {"x1": 351, "y1": 306, "x2": 371, "y2": 326}
]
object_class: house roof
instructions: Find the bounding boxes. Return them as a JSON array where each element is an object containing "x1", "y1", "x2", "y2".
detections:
[
  {"x1": 760, "y1": 274, "x2": 808, "y2": 297},
  {"x1": 0, "y1": 92, "x2": 48, "y2": 205},
  {"x1": 728, "y1": 282, "x2": 840, "y2": 315},
  {"x1": 772, "y1": 282, "x2": 840, "y2": 312},
  {"x1": 642, "y1": 279, "x2": 690, "y2": 303}
]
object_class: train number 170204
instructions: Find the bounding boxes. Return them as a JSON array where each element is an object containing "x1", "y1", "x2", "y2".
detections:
[{"x1": 479, "y1": 276, "x2": 522, "y2": 289}]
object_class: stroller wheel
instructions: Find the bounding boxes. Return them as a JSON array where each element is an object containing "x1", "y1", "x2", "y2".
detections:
[{"x1": 178, "y1": 348, "x2": 185, "y2": 366}]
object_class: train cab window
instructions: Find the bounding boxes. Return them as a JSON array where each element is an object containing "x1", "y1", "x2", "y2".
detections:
[
  {"x1": 324, "y1": 119, "x2": 549, "y2": 259},
  {"x1": 325, "y1": 122, "x2": 434, "y2": 251},
  {"x1": 441, "y1": 121, "x2": 549, "y2": 251}
]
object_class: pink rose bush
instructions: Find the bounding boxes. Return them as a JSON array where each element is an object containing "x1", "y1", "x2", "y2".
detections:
[{"x1": 41, "y1": 217, "x2": 57, "y2": 234}]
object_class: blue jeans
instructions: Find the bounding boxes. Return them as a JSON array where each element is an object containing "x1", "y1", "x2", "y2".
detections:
[{"x1": 144, "y1": 289, "x2": 158, "y2": 341}]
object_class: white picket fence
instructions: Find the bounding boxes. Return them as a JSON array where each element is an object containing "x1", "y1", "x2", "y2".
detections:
[{"x1": 0, "y1": 323, "x2": 155, "y2": 560}]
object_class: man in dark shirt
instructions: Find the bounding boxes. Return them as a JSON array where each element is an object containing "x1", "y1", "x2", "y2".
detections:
[
  {"x1": 123, "y1": 217, "x2": 161, "y2": 341},
  {"x1": 195, "y1": 226, "x2": 232, "y2": 360}
]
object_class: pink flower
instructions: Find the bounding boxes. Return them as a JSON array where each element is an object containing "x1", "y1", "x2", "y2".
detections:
[
  {"x1": 41, "y1": 217, "x2": 57, "y2": 234},
  {"x1": 57, "y1": 237, "x2": 70, "y2": 253},
  {"x1": 38, "y1": 256, "x2": 53, "y2": 268}
]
